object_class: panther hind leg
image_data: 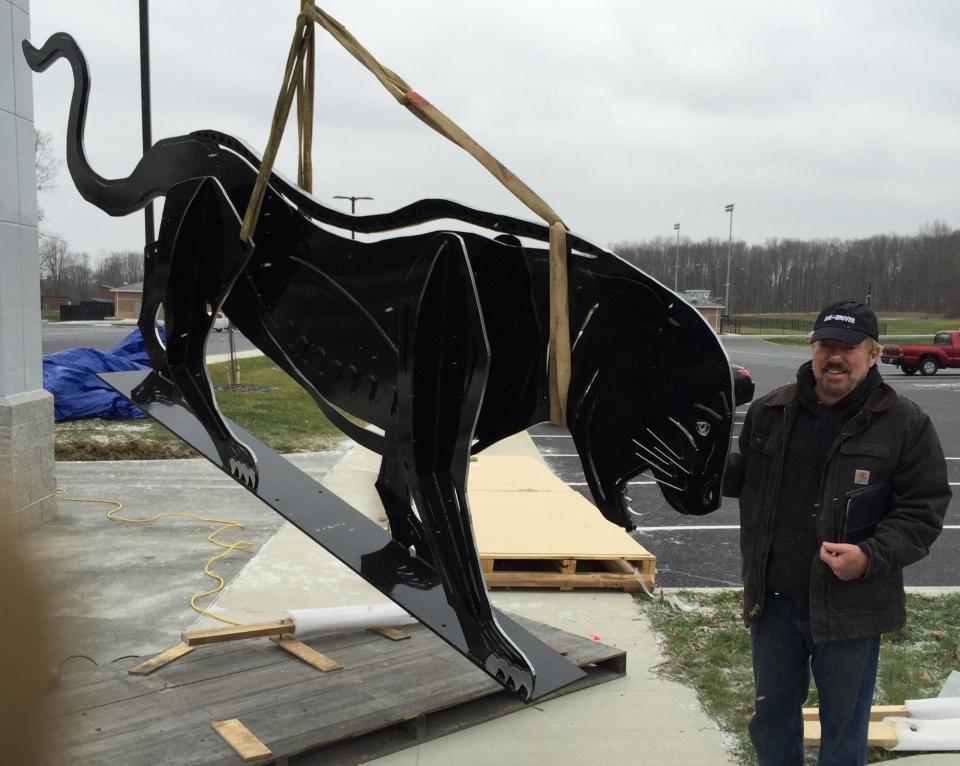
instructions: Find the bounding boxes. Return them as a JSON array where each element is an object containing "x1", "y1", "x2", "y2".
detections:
[{"x1": 397, "y1": 232, "x2": 536, "y2": 699}]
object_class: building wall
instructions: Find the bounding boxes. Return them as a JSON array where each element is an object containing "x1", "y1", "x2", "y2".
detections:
[
  {"x1": 0, "y1": 0, "x2": 40, "y2": 394},
  {"x1": 114, "y1": 292, "x2": 142, "y2": 318},
  {"x1": 0, "y1": 0, "x2": 56, "y2": 528},
  {"x1": 696, "y1": 306, "x2": 722, "y2": 333}
]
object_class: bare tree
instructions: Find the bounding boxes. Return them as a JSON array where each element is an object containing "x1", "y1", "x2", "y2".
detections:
[
  {"x1": 38, "y1": 235, "x2": 70, "y2": 296},
  {"x1": 34, "y1": 130, "x2": 60, "y2": 225},
  {"x1": 64, "y1": 252, "x2": 95, "y2": 301},
  {"x1": 615, "y1": 222, "x2": 960, "y2": 315},
  {"x1": 34, "y1": 131, "x2": 59, "y2": 193},
  {"x1": 96, "y1": 250, "x2": 144, "y2": 287}
]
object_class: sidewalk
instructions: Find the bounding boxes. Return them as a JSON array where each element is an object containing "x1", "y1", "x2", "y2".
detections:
[{"x1": 28, "y1": 436, "x2": 958, "y2": 764}]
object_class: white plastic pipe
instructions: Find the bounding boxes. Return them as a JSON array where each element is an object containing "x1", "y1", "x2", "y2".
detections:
[
  {"x1": 905, "y1": 696, "x2": 960, "y2": 720},
  {"x1": 286, "y1": 604, "x2": 417, "y2": 637},
  {"x1": 887, "y1": 717, "x2": 960, "y2": 751}
]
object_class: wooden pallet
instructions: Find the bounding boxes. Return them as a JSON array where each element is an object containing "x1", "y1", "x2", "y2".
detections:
[
  {"x1": 481, "y1": 554, "x2": 655, "y2": 591},
  {"x1": 48, "y1": 615, "x2": 625, "y2": 765},
  {"x1": 469, "y1": 455, "x2": 657, "y2": 591}
]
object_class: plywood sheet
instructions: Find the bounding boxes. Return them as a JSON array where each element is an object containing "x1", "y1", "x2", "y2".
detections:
[{"x1": 467, "y1": 456, "x2": 653, "y2": 561}]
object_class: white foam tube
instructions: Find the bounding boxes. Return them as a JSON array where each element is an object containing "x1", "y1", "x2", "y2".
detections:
[
  {"x1": 286, "y1": 604, "x2": 417, "y2": 637},
  {"x1": 905, "y1": 697, "x2": 960, "y2": 719},
  {"x1": 887, "y1": 717, "x2": 960, "y2": 751}
]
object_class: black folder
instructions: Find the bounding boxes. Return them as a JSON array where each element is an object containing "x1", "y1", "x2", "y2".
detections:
[{"x1": 839, "y1": 482, "x2": 894, "y2": 543}]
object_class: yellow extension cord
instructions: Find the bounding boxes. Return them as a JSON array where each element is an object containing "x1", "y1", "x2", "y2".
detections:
[{"x1": 55, "y1": 489, "x2": 251, "y2": 626}]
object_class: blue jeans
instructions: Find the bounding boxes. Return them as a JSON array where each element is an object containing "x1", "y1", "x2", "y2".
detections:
[{"x1": 749, "y1": 594, "x2": 880, "y2": 766}]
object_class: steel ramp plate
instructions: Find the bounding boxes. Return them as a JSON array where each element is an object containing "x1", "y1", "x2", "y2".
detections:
[{"x1": 99, "y1": 370, "x2": 586, "y2": 701}]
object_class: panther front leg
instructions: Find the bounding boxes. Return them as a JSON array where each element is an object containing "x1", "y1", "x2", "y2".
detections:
[
  {"x1": 375, "y1": 453, "x2": 434, "y2": 564},
  {"x1": 145, "y1": 177, "x2": 259, "y2": 487},
  {"x1": 397, "y1": 233, "x2": 535, "y2": 699}
]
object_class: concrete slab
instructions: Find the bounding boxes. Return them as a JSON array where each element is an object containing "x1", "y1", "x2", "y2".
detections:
[
  {"x1": 193, "y1": 433, "x2": 737, "y2": 764},
  {"x1": 24, "y1": 450, "x2": 345, "y2": 664}
]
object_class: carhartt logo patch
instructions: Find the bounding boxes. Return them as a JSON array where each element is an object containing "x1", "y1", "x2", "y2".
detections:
[{"x1": 854, "y1": 469, "x2": 870, "y2": 485}]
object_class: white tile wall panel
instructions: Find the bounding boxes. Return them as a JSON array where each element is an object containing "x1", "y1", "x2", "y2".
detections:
[
  {"x1": 11, "y1": 4, "x2": 31, "y2": 121},
  {"x1": 0, "y1": 108, "x2": 19, "y2": 223},
  {"x1": 18, "y1": 223, "x2": 40, "y2": 390},
  {"x1": 10, "y1": 0, "x2": 26, "y2": 17},
  {"x1": 0, "y1": 2, "x2": 14, "y2": 113},
  {"x1": 0, "y1": 220, "x2": 26, "y2": 395},
  {"x1": 15, "y1": 114, "x2": 34, "y2": 225}
]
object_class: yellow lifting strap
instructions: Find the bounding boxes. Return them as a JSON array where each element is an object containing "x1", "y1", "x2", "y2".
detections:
[{"x1": 240, "y1": 2, "x2": 571, "y2": 426}]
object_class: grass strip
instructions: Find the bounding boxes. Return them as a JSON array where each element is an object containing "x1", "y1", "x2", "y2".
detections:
[
  {"x1": 56, "y1": 356, "x2": 343, "y2": 460},
  {"x1": 638, "y1": 589, "x2": 960, "y2": 765}
]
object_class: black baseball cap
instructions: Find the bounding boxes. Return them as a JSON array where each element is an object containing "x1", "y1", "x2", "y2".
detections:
[{"x1": 810, "y1": 300, "x2": 879, "y2": 345}]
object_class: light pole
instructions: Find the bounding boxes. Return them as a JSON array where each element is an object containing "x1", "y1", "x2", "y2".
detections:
[
  {"x1": 139, "y1": 0, "x2": 154, "y2": 246},
  {"x1": 333, "y1": 195, "x2": 374, "y2": 239},
  {"x1": 673, "y1": 223, "x2": 681, "y2": 291},
  {"x1": 724, "y1": 203, "x2": 735, "y2": 324}
]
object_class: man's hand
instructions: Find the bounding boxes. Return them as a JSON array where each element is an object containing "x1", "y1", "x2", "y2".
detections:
[{"x1": 819, "y1": 542, "x2": 870, "y2": 581}]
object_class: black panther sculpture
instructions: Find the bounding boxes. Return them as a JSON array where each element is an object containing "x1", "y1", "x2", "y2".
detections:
[{"x1": 25, "y1": 33, "x2": 735, "y2": 701}]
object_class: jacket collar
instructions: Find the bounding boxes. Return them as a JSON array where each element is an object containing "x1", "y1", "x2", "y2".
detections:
[{"x1": 763, "y1": 370, "x2": 897, "y2": 412}]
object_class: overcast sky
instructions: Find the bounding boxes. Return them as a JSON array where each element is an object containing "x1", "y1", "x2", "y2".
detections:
[{"x1": 25, "y1": 0, "x2": 960, "y2": 258}]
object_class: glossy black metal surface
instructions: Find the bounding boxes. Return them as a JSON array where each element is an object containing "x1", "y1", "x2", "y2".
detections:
[
  {"x1": 101, "y1": 370, "x2": 586, "y2": 699},
  {"x1": 27, "y1": 31, "x2": 735, "y2": 700}
]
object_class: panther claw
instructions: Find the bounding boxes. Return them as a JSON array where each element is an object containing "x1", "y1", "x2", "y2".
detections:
[
  {"x1": 224, "y1": 443, "x2": 258, "y2": 490},
  {"x1": 228, "y1": 457, "x2": 258, "y2": 488},
  {"x1": 484, "y1": 654, "x2": 534, "y2": 702}
]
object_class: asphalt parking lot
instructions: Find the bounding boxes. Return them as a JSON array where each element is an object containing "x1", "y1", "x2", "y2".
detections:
[{"x1": 531, "y1": 335, "x2": 960, "y2": 588}]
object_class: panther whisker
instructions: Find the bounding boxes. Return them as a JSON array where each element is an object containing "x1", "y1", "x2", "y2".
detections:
[
  {"x1": 648, "y1": 443, "x2": 692, "y2": 476},
  {"x1": 632, "y1": 440, "x2": 671, "y2": 470},
  {"x1": 652, "y1": 476, "x2": 685, "y2": 492},
  {"x1": 646, "y1": 427, "x2": 682, "y2": 461},
  {"x1": 633, "y1": 443, "x2": 677, "y2": 479}
]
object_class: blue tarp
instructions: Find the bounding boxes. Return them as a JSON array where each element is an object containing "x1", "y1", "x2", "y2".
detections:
[{"x1": 43, "y1": 327, "x2": 165, "y2": 421}]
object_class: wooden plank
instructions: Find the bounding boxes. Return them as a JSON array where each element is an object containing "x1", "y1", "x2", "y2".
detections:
[
  {"x1": 468, "y1": 455, "x2": 561, "y2": 491},
  {"x1": 803, "y1": 719, "x2": 899, "y2": 748},
  {"x1": 484, "y1": 570, "x2": 647, "y2": 592},
  {"x1": 802, "y1": 704, "x2": 909, "y2": 722},
  {"x1": 270, "y1": 636, "x2": 343, "y2": 672},
  {"x1": 128, "y1": 644, "x2": 195, "y2": 676},
  {"x1": 210, "y1": 719, "x2": 272, "y2": 762},
  {"x1": 182, "y1": 619, "x2": 294, "y2": 646},
  {"x1": 368, "y1": 626, "x2": 411, "y2": 641}
]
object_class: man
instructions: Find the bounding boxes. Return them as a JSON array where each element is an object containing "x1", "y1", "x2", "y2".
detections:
[{"x1": 724, "y1": 300, "x2": 950, "y2": 765}]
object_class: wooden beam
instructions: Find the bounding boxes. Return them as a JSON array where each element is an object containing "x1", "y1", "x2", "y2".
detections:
[
  {"x1": 128, "y1": 644, "x2": 195, "y2": 675},
  {"x1": 182, "y1": 619, "x2": 294, "y2": 646},
  {"x1": 368, "y1": 626, "x2": 411, "y2": 641},
  {"x1": 211, "y1": 719, "x2": 272, "y2": 762},
  {"x1": 802, "y1": 704, "x2": 909, "y2": 722},
  {"x1": 271, "y1": 635, "x2": 342, "y2": 672},
  {"x1": 803, "y1": 720, "x2": 899, "y2": 748}
]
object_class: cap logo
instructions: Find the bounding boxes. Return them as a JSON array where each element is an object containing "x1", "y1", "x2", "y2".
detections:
[{"x1": 824, "y1": 314, "x2": 855, "y2": 324}]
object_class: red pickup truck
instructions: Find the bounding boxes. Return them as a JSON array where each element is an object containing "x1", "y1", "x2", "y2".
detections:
[{"x1": 881, "y1": 330, "x2": 960, "y2": 375}]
